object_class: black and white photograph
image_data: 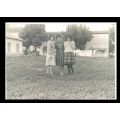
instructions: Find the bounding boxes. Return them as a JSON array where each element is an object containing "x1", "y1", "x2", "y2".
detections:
[{"x1": 5, "y1": 22, "x2": 116, "y2": 100}]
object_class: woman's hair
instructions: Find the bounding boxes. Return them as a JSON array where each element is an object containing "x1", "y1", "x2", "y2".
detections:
[
  {"x1": 49, "y1": 35, "x2": 55, "y2": 40},
  {"x1": 56, "y1": 34, "x2": 61, "y2": 39},
  {"x1": 66, "y1": 35, "x2": 72, "y2": 41}
]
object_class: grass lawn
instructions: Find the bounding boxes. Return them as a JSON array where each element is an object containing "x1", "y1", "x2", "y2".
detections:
[{"x1": 6, "y1": 56, "x2": 116, "y2": 99}]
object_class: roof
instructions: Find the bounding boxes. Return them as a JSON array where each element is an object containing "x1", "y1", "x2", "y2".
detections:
[{"x1": 6, "y1": 33, "x2": 23, "y2": 41}]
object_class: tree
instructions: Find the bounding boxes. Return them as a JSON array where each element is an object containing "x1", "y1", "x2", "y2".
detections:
[
  {"x1": 66, "y1": 24, "x2": 93, "y2": 50},
  {"x1": 109, "y1": 25, "x2": 115, "y2": 57},
  {"x1": 19, "y1": 24, "x2": 47, "y2": 51}
]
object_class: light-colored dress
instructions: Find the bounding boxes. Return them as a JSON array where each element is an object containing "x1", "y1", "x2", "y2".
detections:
[{"x1": 46, "y1": 40, "x2": 56, "y2": 66}]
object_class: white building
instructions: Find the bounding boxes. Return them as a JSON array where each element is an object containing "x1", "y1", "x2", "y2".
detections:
[
  {"x1": 86, "y1": 31, "x2": 109, "y2": 57},
  {"x1": 6, "y1": 32, "x2": 23, "y2": 56}
]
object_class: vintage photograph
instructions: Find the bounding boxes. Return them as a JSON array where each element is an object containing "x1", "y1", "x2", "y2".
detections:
[{"x1": 5, "y1": 22, "x2": 116, "y2": 100}]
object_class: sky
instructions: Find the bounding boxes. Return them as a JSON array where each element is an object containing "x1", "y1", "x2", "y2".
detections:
[{"x1": 6, "y1": 22, "x2": 116, "y2": 32}]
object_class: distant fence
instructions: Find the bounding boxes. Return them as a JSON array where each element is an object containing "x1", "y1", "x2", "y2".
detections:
[
  {"x1": 38, "y1": 49, "x2": 108, "y2": 57},
  {"x1": 74, "y1": 49, "x2": 108, "y2": 57},
  {"x1": 21, "y1": 47, "x2": 109, "y2": 57},
  {"x1": 74, "y1": 50, "x2": 93, "y2": 57}
]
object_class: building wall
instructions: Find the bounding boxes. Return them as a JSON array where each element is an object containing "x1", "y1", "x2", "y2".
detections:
[
  {"x1": 85, "y1": 33, "x2": 109, "y2": 57},
  {"x1": 6, "y1": 38, "x2": 23, "y2": 56},
  {"x1": 86, "y1": 33, "x2": 109, "y2": 49}
]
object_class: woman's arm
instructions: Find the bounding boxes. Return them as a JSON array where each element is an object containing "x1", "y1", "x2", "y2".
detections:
[
  {"x1": 55, "y1": 43, "x2": 58, "y2": 51},
  {"x1": 47, "y1": 42, "x2": 52, "y2": 54},
  {"x1": 64, "y1": 42, "x2": 67, "y2": 51},
  {"x1": 73, "y1": 41, "x2": 76, "y2": 50},
  {"x1": 70, "y1": 41, "x2": 76, "y2": 50}
]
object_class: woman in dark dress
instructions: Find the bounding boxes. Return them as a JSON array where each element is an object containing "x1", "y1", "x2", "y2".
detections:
[{"x1": 55, "y1": 35, "x2": 64, "y2": 76}]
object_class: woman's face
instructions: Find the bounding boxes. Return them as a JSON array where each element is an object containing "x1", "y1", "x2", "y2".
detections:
[
  {"x1": 57, "y1": 37, "x2": 61, "y2": 42},
  {"x1": 50, "y1": 36, "x2": 54, "y2": 41},
  {"x1": 67, "y1": 37, "x2": 71, "y2": 41}
]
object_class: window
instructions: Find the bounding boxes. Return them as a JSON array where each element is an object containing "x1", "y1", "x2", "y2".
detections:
[
  {"x1": 16, "y1": 44, "x2": 19, "y2": 53},
  {"x1": 7, "y1": 42, "x2": 11, "y2": 53}
]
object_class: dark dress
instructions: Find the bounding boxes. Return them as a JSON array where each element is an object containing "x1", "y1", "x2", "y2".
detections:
[{"x1": 55, "y1": 41, "x2": 64, "y2": 67}]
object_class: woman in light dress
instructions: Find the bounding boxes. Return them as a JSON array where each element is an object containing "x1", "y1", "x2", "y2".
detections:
[{"x1": 46, "y1": 35, "x2": 56, "y2": 75}]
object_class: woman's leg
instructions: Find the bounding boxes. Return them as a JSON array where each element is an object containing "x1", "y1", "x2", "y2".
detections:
[
  {"x1": 62, "y1": 65, "x2": 64, "y2": 74},
  {"x1": 60, "y1": 66, "x2": 63, "y2": 76},
  {"x1": 67, "y1": 65, "x2": 71, "y2": 75},
  {"x1": 46, "y1": 66, "x2": 49, "y2": 74},
  {"x1": 70, "y1": 65, "x2": 74, "y2": 73},
  {"x1": 59, "y1": 66, "x2": 61, "y2": 75},
  {"x1": 62, "y1": 65, "x2": 64, "y2": 70},
  {"x1": 49, "y1": 65, "x2": 53, "y2": 75}
]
